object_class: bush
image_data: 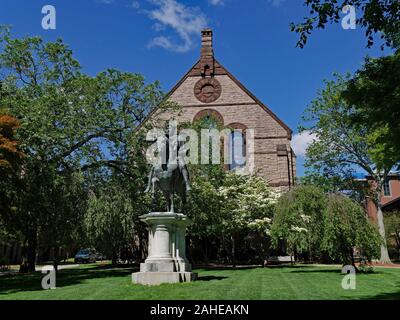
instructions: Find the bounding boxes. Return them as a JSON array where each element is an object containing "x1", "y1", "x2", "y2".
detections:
[
  {"x1": 0, "y1": 256, "x2": 10, "y2": 271},
  {"x1": 384, "y1": 211, "x2": 400, "y2": 260},
  {"x1": 322, "y1": 194, "x2": 381, "y2": 266},
  {"x1": 271, "y1": 185, "x2": 327, "y2": 261}
]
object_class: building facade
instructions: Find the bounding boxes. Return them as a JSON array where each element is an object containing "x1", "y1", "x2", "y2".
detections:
[
  {"x1": 364, "y1": 173, "x2": 400, "y2": 222},
  {"x1": 149, "y1": 29, "x2": 296, "y2": 190}
]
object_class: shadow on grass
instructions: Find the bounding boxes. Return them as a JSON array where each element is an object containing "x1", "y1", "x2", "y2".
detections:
[
  {"x1": 196, "y1": 275, "x2": 228, "y2": 281},
  {"x1": 288, "y1": 269, "x2": 343, "y2": 274},
  {"x1": 288, "y1": 268, "x2": 385, "y2": 275},
  {"x1": 0, "y1": 264, "x2": 138, "y2": 296},
  {"x1": 361, "y1": 281, "x2": 400, "y2": 300},
  {"x1": 196, "y1": 265, "x2": 262, "y2": 271},
  {"x1": 87, "y1": 263, "x2": 139, "y2": 270},
  {"x1": 366, "y1": 290, "x2": 400, "y2": 300}
]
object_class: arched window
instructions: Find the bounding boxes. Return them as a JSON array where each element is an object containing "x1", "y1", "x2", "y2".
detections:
[
  {"x1": 193, "y1": 109, "x2": 224, "y2": 165},
  {"x1": 193, "y1": 109, "x2": 224, "y2": 128},
  {"x1": 227, "y1": 123, "x2": 247, "y2": 171}
]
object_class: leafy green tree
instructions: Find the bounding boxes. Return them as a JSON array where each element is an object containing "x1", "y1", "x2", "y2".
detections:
[
  {"x1": 292, "y1": 2, "x2": 399, "y2": 171},
  {"x1": 322, "y1": 194, "x2": 381, "y2": 267},
  {"x1": 187, "y1": 173, "x2": 224, "y2": 263},
  {"x1": 181, "y1": 114, "x2": 230, "y2": 263},
  {"x1": 384, "y1": 212, "x2": 400, "y2": 260},
  {"x1": 271, "y1": 185, "x2": 327, "y2": 262},
  {"x1": 38, "y1": 172, "x2": 87, "y2": 270},
  {"x1": 0, "y1": 28, "x2": 169, "y2": 271},
  {"x1": 301, "y1": 74, "x2": 396, "y2": 263},
  {"x1": 291, "y1": 0, "x2": 400, "y2": 49},
  {"x1": 343, "y1": 51, "x2": 400, "y2": 165},
  {"x1": 84, "y1": 183, "x2": 136, "y2": 265}
]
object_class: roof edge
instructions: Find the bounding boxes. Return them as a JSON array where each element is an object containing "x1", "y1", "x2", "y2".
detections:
[
  {"x1": 137, "y1": 58, "x2": 293, "y2": 139},
  {"x1": 214, "y1": 59, "x2": 293, "y2": 137}
]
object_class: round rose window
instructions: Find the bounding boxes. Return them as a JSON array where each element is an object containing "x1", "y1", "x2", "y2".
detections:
[{"x1": 194, "y1": 78, "x2": 222, "y2": 103}]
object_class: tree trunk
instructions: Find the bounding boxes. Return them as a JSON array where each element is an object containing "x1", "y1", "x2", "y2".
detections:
[
  {"x1": 259, "y1": 236, "x2": 266, "y2": 267},
  {"x1": 375, "y1": 188, "x2": 391, "y2": 264},
  {"x1": 19, "y1": 229, "x2": 37, "y2": 273},
  {"x1": 53, "y1": 246, "x2": 59, "y2": 272},
  {"x1": 231, "y1": 235, "x2": 236, "y2": 268},
  {"x1": 111, "y1": 249, "x2": 118, "y2": 265},
  {"x1": 292, "y1": 247, "x2": 298, "y2": 264},
  {"x1": 350, "y1": 248, "x2": 355, "y2": 268},
  {"x1": 187, "y1": 236, "x2": 195, "y2": 266},
  {"x1": 202, "y1": 237, "x2": 209, "y2": 265},
  {"x1": 395, "y1": 234, "x2": 400, "y2": 260}
]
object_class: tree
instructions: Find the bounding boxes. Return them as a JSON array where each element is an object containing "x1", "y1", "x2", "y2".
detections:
[
  {"x1": 37, "y1": 171, "x2": 87, "y2": 271},
  {"x1": 218, "y1": 172, "x2": 278, "y2": 267},
  {"x1": 187, "y1": 173, "x2": 225, "y2": 264},
  {"x1": 322, "y1": 194, "x2": 381, "y2": 267},
  {"x1": 84, "y1": 183, "x2": 136, "y2": 265},
  {"x1": 271, "y1": 185, "x2": 327, "y2": 262},
  {"x1": 0, "y1": 106, "x2": 23, "y2": 229},
  {"x1": 0, "y1": 103, "x2": 24, "y2": 267},
  {"x1": 343, "y1": 51, "x2": 400, "y2": 165},
  {"x1": 384, "y1": 212, "x2": 400, "y2": 260},
  {"x1": 0, "y1": 28, "x2": 169, "y2": 271},
  {"x1": 291, "y1": 2, "x2": 400, "y2": 175},
  {"x1": 301, "y1": 74, "x2": 396, "y2": 263},
  {"x1": 0, "y1": 110, "x2": 23, "y2": 174},
  {"x1": 291, "y1": 0, "x2": 400, "y2": 49}
]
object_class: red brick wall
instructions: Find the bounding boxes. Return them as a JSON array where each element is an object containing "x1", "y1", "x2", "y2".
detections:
[{"x1": 366, "y1": 177, "x2": 400, "y2": 222}]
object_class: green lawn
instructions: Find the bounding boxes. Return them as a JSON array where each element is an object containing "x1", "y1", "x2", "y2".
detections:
[{"x1": 1, "y1": 264, "x2": 400, "y2": 300}]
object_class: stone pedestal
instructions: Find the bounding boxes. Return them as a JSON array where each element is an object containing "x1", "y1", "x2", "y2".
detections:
[{"x1": 132, "y1": 212, "x2": 197, "y2": 286}]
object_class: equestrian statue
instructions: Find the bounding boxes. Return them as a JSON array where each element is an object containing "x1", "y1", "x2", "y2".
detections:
[{"x1": 145, "y1": 130, "x2": 191, "y2": 213}]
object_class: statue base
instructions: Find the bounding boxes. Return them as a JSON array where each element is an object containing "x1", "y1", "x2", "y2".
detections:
[{"x1": 132, "y1": 212, "x2": 197, "y2": 286}]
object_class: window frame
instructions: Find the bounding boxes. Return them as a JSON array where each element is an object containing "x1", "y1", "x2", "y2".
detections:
[
  {"x1": 227, "y1": 123, "x2": 247, "y2": 171},
  {"x1": 383, "y1": 179, "x2": 392, "y2": 197}
]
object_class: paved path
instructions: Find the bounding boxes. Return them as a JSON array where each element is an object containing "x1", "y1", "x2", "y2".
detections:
[
  {"x1": 0, "y1": 264, "x2": 80, "y2": 276},
  {"x1": 36, "y1": 264, "x2": 80, "y2": 271}
]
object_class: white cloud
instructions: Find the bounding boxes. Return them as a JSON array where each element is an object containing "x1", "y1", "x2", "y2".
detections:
[
  {"x1": 130, "y1": 1, "x2": 140, "y2": 9},
  {"x1": 209, "y1": 0, "x2": 224, "y2": 5},
  {"x1": 268, "y1": 0, "x2": 286, "y2": 8},
  {"x1": 146, "y1": 0, "x2": 208, "y2": 53},
  {"x1": 291, "y1": 131, "x2": 318, "y2": 157},
  {"x1": 99, "y1": 0, "x2": 115, "y2": 4}
]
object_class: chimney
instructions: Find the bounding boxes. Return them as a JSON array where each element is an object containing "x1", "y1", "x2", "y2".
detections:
[{"x1": 200, "y1": 28, "x2": 214, "y2": 77}]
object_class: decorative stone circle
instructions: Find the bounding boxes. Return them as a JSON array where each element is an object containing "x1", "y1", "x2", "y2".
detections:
[{"x1": 194, "y1": 78, "x2": 222, "y2": 103}]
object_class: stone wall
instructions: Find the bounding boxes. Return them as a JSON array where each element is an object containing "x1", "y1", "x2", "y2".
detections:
[
  {"x1": 155, "y1": 73, "x2": 296, "y2": 190},
  {"x1": 146, "y1": 28, "x2": 296, "y2": 190}
]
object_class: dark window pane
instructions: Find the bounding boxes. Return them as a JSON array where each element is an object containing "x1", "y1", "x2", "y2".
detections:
[{"x1": 383, "y1": 180, "x2": 391, "y2": 196}]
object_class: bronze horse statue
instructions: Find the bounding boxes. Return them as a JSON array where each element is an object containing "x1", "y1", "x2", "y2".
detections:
[{"x1": 145, "y1": 132, "x2": 191, "y2": 213}]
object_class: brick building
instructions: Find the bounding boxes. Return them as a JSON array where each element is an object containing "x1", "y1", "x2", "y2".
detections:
[
  {"x1": 362, "y1": 173, "x2": 400, "y2": 222},
  {"x1": 147, "y1": 29, "x2": 296, "y2": 190}
]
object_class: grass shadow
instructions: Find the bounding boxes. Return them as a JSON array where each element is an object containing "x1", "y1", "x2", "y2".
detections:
[
  {"x1": 365, "y1": 290, "x2": 400, "y2": 300},
  {"x1": 361, "y1": 281, "x2": 400, "y2": 300},
  {"x1": 0, "y1": 265, "x2": 138, "y2": 296},
  {"x1": 196, "y1": 275, "x2": 228, "y2": 281},
  {"x1": 197, "y1": 265, "x2": 262, "y2": 271},
  {"x1": 288, "y1": 268, "x2": 385, "y2": 275}
]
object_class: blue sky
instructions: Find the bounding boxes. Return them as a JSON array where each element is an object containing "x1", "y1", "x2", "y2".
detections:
[{"x1": 0, "y1": 0, "x2": 391, "y2": 175}]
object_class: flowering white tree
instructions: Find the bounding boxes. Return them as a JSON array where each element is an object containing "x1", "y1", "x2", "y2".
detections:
[{"x1": 219, "y1": 172, "x2": 279, "y2": 266}]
